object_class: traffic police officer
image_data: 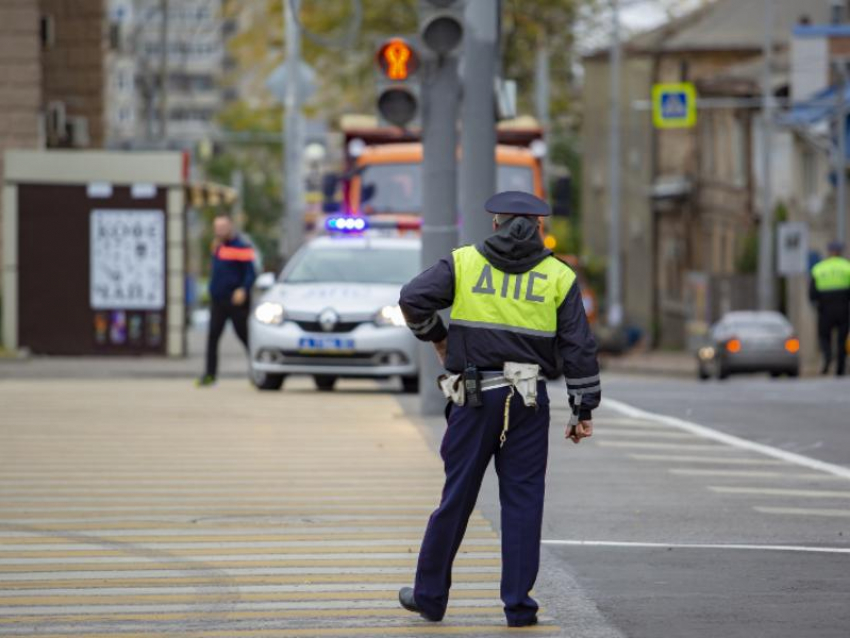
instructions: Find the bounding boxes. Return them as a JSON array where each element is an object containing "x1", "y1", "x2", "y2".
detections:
[
  {"x1": 810, "y1": 241, "x2": 850, "y2": 376},
  {"x1": 396, "y1": 191, "x2": 600, "y2": 627}
]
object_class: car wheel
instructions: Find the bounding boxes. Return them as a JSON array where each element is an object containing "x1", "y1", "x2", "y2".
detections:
[
  {"x1": 314, "y1": 375, "x2": 338, "y2": 392},
  {"x1": 402, "y1": 376, "x2": 419, "y2": 393},
  {"x1": 716, "y1": 361, "x2": 730, "y2": 380},
  {"x1": 770, "y1": 371, "x2": 782, "y2": 379},
  {"x1": 252, "y1": 371, "x2": 285, "y2": 391},
  {"x1": 787, "y1": 367, "x2": 800, "y2": 378}
]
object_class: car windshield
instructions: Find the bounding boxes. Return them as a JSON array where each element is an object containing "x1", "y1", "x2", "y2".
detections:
[
  {"x1": 284, "y1": 246, "x2": 420, "y2": 285},
  {"x1": 717, "y1": 318, "x2": 789, "y2": 337},
  {"x1": 360, "y1": 162, "x2": 535, "y2": 213}
]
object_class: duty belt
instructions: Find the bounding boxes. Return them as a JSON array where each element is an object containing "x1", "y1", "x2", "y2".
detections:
[{"x1": 438, "y1": 363, "x2": 545, "y2": 449}]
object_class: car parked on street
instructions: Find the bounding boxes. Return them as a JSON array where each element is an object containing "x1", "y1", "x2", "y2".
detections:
[
  {"x1": 249, "y1": 233, "x2": 421, "y2": 392},
  {"x1": 696, "y1": 311, "x2": 801, "y2": 381}
]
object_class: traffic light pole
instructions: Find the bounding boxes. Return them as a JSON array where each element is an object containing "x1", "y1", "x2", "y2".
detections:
[
  {"x1": 281, "y1": 0, "x2": 304, "y2": 263},
  {"x1": 459, "y1": 0, "x2": 499, "y2": 246},
  {"x1": 420, "y1": 55, "x2": 461, "y2": 415}
]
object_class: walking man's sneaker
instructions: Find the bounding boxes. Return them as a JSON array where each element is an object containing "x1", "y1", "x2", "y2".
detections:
[
  {"x1": 195, "y1": 375, "x2": 216, "y2": 387},
  {"x1": 398, "y1": 587, "x2": 441, "y2": 622}
]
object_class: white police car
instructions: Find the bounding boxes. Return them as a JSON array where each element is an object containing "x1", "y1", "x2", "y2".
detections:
[{"x1": 249, "y1": 230, "x2": 421, "y2": 392}]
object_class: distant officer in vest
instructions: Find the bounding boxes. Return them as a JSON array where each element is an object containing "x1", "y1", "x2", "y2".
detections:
[
  {"x1": 197, "y1": 214, "x2": 257, "y2": 387},
  {"x1": 809, "y1": 241, "x2": 850, "y2": 376},
  {"x1": 396, "y1": 191, "x2": 600, "y2": 627}
]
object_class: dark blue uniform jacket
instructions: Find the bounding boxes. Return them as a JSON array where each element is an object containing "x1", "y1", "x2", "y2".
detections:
[
  {"x1": 209, "y1": 235, "x2": 257, "y2": 303},
  {"x1": 399, "y1": 219, "x2": 601, "y2": 420}
]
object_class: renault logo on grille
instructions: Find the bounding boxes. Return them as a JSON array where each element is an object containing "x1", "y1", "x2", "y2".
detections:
[{"x1": 318, "y1": 308, "x2": 339, "y2": 333}]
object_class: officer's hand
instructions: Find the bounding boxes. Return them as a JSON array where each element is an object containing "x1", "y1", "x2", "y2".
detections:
[
  {"x1": 231, "y1": 288, "x2": 247, "y2": 306},
  {"x1": 433, "y1": 339, "x2": 448, "y2": 365},
  {"x1": 567, "y1": 420, "x2": 593, "y2": 444}
]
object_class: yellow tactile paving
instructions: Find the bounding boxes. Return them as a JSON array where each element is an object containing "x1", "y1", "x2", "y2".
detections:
[{"x1": 0, "y1": 378, "x2": 560, "y2": 636}]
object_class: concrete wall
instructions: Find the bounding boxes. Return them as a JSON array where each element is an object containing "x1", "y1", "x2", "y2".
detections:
[{"x1": 0, "y1": 0, "x2": 43, "y2": 302}]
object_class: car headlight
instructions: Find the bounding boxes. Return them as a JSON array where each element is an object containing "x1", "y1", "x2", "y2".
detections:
[
  {"x1": 375, "y1": 304, "x2": 406, "y2": 327},
  {"x1": 254, "y1": 302, "x2": 285, "y2": 325}
]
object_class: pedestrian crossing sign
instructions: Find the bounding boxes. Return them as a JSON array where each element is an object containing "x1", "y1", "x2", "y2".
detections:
[{"x1": 652, "y1": 82, "x2": 697, "y2": 129}]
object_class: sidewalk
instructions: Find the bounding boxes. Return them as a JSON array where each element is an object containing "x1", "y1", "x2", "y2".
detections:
[{"x1": 0, "y1": 377, "x2": 562, "y2": 636}]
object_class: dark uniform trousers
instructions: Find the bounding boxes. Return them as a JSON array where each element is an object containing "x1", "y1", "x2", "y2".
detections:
[
  {"x1": 414, "y1": 381, "x2": 549, "y2": 625},
  {"x1": 818, "y1": 306, "x2": 849, "y2": 375},
  {"x1": 205, "y1": 299, "x2": 250, "y2": 378}
]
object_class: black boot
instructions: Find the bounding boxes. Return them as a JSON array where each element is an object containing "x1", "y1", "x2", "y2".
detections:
[
  {"x1": 507, "y1": 615, "x2": 539, "y2": 628},
  {"x1": 398, "y1": 587, "x2": 441, "y2": 622}
]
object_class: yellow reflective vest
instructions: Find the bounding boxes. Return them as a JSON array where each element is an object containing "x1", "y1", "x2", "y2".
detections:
[
  {"x1": 811, "y1": 256, "x2": 850, "y2": 292},
  {"x1": 450, "y1": 245, "x2": 576, "y2": 338}
]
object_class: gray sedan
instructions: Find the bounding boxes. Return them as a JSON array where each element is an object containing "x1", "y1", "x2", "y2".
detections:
[{"x1": 696, "y1": 311, "x2": 800, "y2": 380}]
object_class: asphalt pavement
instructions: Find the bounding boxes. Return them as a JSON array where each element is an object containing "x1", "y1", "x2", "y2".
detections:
[
  {"x1": 405, "y1": 373, "x2": 850, "y2": 638},
  {"x1": 3, "y1": 335, "x2": 850, "y2": 636}
]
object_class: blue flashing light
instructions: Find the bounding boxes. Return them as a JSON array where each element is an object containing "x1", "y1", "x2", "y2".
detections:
[{"x1": 326, "y1": 216, "x2": 368, "y2": 232}]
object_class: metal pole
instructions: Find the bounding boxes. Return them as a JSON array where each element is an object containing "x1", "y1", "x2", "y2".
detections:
[
  {"x1": 420, "y1": 56, "x2": 461, "y2": 415},
  {"x1": 606, "y1": 0, "x2": 623, "y2": 327},
  {"x1": 159, "y1": 0, "x2": 168, "y2": 142},
  {"x1": 757, "y1": 0, "x2": 775, "y2": 310},
  {"x1": 281, "y1": 0, "x2": 304, "y2": 263},
  {"x1": 837, "y1": 62, "x2": 848, "y2": 246},
  {"x1": 535, "y1": 42, "x2": 550, "y2": 190},
  {"x1": 459, "y1": 0, "x2": 498, "y2": 246}
]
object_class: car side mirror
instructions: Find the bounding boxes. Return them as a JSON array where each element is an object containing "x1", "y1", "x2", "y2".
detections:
[{"x1": 255, "y1": 272, "x2": 276, "y2": 291}]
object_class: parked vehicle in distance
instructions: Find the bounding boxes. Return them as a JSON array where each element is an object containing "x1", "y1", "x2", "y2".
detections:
[{"x1": 696, "y1": 311, "x2": 800, "y2": 381}]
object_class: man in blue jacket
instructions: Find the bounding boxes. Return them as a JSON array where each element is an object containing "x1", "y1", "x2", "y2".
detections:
[{"x1": 197, "y1": 214, "x2": 257, "y2": 386}]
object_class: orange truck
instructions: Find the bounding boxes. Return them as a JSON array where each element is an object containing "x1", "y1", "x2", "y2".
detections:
[{"x1": 337, "y1": 115, "x2": 546, "y2": 219}]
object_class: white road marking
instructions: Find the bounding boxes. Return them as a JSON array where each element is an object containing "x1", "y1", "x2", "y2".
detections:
[
  {"x1": 596, "y1": 441, "x2": 728, "y2": 451},
  {"x1": 709, "y1": 486, "x2": 850, "y2": 499},
  {"x1": 668, "y1": 469, "x2": 843, "y2": 479},
  {"x1": 754, "y1": 506, "x2": 850, "y2": 518},
  {"x1": 628, "y1": 454, "x2": 785, "y2": 465},
  {"x1": 606, "y1": 398, "x2": 850, "y2": 481},
  {"x1": 542, "y1": 539, "x2": 850, "y2": 554},
  {"x1": 600, "y1": 430, "x2": 696, "y2": 440},
  {"x1": 0, "y1": 525, "x2": 493, "y2": 538}
]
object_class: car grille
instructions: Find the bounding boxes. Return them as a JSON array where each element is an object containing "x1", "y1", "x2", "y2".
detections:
[
  {"x1": 292, "y1": 320, "x2": 364, "y2": 333},
  {"x1": 257, "y1": 349, "x2": 410, "y2": 368}
]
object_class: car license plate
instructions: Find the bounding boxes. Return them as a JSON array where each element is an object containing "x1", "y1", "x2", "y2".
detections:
[{"x1": 298, "y1": 337, "x2": 355, "y2": 352}]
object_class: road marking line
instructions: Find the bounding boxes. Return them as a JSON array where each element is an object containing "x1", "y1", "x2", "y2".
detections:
[
  {"x1": 606, "y1": 398, "x2": 850, "y2": 481},
  {"x1": 0, "y1": 588, "x2": 501, "y2": 603},
  {"x1": 754, "y1": 506, "x2": 850, "y2": 518},
  {"x1": 0, "y1": 538, "x2": 497, "y2": 551},
  {"x1": 628, "y1": 454, "x2": 785, "y2": 465},
  {"x1": 542, "y1": 539, "x2": 850, "y2": 554},
  {"x1": 0, "y1": 573, "x2": 500, "y2": 589},
  {"x1": 0, "y1": 566, "x2": 502, "y2": 581},
  {"x1": 0, "y1": 529, "x2": 497, "y2": 542},
  {"x1": 0, "y1": 607, "x2": 509, "y2": 624},
  {"x1": 668, "y1": 469, "x2": 840, "y2": 479},
  {"x1": 599, "y1": 430, "x2": 696, "y2": 440},
  {"x1": 0, "y1": 598, "x2": 503, "y2": 615},
  {"x1": 0, "y1": 624, "x2": 561, "y2": 637},
  {"x1": 709, "y1": 486, "x2": 850, "y2": 498},
  {"x1": 596, "y1": 441, "x2": 728, "y2": 451}
]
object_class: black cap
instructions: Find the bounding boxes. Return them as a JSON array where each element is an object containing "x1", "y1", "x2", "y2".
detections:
[
  {"x1": 484, "y1": 191, "x2": 551, "y2": 217},
  {"x1": 828, "y1": 241, "x2": 845, "y2": 253}
]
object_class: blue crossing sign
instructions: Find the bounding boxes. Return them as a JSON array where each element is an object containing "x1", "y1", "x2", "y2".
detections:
[{"x1": 652, "y1": 82, "x2": 697, "y2": 129}]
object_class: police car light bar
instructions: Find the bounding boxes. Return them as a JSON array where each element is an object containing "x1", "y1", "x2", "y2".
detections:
[
  {"x1": 326, "y1": 216, "x2": 368, "y2": 232},
  {"x1": 325, "y1": 216, "x2": 422, "y2": 233}
]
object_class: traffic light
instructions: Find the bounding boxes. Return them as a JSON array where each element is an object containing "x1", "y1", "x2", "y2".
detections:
[
  {"x1": 375, "y1": 37, "x2": 420, "y2": 128},
  {"x1": 419, "y1": 0, "x2": 464, "y2": 56}
]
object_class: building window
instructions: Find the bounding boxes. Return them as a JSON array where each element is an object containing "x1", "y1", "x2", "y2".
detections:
[
  {"x1": 802, "y1": 149, "x2": 817, "y2": 199},
  {"x1": 40, "y1": 15, "x2": 55, "y2": 49},
  {"x1": 701, "y1": 114, "x2": 714, "y2": 178},
  {"x1": 731, "y1": 116, "x2": 748, "y2": 187}
]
